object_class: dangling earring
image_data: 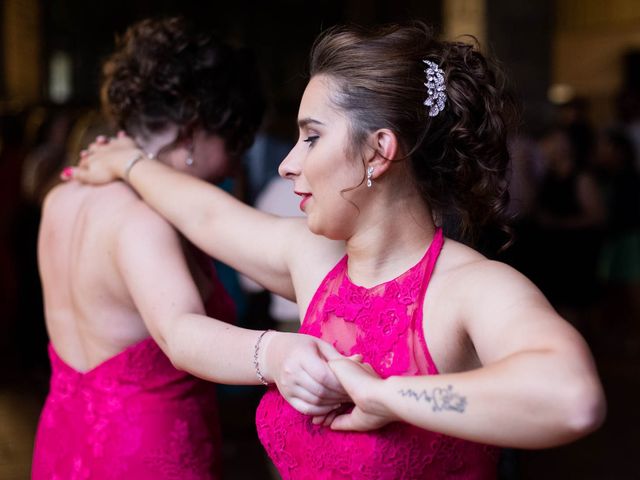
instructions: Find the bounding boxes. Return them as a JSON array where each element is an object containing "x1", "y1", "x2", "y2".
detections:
[
  {"x1": 185, "y1": 143, "x2": 195, "y2": 167},
  {"x1": 366, "y1": 166, "x2": 374, "y2": 188}
]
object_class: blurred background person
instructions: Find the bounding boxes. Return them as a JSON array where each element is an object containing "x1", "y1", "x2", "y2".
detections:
[
  {"x1": 31, "y1": 16, "x2": 264, "y2": 479},
  {"x1": 530, "y1": 125, "x2": 605, "y2": 335},
  {"x1": 593, "y1": 127, "x2": 640, "y2": 356}
]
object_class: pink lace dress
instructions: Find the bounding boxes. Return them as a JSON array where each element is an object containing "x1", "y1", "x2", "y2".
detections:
[
  {"x1": 256, "y1": 229, "x2": 500, "y2": 479},
  {"x1": 32, "y1": 262, "x2": 235, "y2": 480}
]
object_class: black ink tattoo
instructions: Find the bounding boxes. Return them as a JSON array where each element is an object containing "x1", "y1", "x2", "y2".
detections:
[{"x1": 398, "y1": 385, "x2": 467, "y2": 413}]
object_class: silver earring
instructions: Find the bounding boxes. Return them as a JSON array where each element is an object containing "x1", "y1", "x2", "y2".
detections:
[
  {"x1": 366, "y1": 166, "x2": 374, "y2": 188},
  {"x1": 185, "y1": 144, "x2": 195, "y2": 167}
]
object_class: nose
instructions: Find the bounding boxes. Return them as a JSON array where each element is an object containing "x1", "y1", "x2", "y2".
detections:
[{"x1": 278, "y1": 143, "x2": 300, "y2": 179}]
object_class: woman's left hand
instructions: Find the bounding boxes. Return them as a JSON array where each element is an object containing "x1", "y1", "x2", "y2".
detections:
[
  {"x1": 64, "y1": 132, "x2": 142, "y2": 184},
  {"x1": 313, "y1": 358, "x2": 396, "y2": 431}
]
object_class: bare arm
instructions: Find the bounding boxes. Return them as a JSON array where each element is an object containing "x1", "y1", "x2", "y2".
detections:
[
  {"x1": 74, "y1": 134, "x2": 307, "y2": 300},
  {"x1": 326, "y1": 262, "x2": 606, "y2": 448},
  {"x1": 116, "y1": 203, "x2": 348, "y2": 414}
]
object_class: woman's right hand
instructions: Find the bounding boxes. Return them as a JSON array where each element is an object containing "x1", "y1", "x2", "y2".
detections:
[
  {"x1": 322, "y1": 357, "x2": 394, "y2": 431},
  {"x1": 261, "y1": 332, "x2": 351, "y2": 416},
  {"x1": 63, "y1": 132, "x2": 142, "y2": 185}
]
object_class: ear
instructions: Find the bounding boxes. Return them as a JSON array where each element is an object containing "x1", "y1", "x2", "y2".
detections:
[
  {"x1": 366, "y1": 128, "x2": 398, "y2": 180},
  {"x1": 177, "y1": 131, "x2": 195, "y2": 150}
]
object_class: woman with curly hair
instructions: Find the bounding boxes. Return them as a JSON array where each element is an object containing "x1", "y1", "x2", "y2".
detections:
[
  {"x1": 33, "y1": 17, "x2": 347, "y2": 479},
  {"x1": 71, "y1": 21, "x2": 606, "y2": 479}
]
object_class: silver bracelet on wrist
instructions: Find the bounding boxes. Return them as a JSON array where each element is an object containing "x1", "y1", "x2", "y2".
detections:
[
  {"x1": 253, "y1": 330, "x2": 273, "y2": 386},
  {"x1": 123, "y1": 152, "x2": 145, "y2": 184}
]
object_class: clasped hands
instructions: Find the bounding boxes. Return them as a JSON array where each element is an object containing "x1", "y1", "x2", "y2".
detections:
[{"x1": 261, "y1": 332, "x2": 394, "y2": 432}]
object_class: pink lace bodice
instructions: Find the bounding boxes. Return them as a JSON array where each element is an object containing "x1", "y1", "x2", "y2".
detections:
[
  {"x1": 32, "y1": 262, "x2": 235, "y2": 480},
  {"x1": 256, "y1": 229, "x2": 500, "y2": 479}
]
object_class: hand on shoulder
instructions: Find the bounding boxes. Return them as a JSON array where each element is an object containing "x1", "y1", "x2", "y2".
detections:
[{"x1": 65, "y1": 132, "x2": 142, "y2": 185}]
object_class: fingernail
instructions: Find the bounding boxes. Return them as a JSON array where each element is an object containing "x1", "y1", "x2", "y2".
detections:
[{"x1": 60, "y1": 167, "x2": 73, "y2": 180}]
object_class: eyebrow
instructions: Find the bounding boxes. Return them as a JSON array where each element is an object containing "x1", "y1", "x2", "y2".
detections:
[{"x1": 297, "y1": 117, "x2": 325, "y2": 129}]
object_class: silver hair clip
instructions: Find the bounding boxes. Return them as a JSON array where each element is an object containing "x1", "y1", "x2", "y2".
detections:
[{"x1": 423, "y1": 60, "x2": 447, "y2": 117}]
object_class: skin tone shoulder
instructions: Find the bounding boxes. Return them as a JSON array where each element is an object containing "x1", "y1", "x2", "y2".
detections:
[
  {"x1": 39, "y1": 180, "x2": 154, "y2": 368},
  {"x1": 69, "y1": 72, "x2": 606, "y2": 448}
]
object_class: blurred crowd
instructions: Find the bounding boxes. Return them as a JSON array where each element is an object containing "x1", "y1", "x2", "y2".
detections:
[{"x1": 502, "y1": 87, "x2": 640, "y2": 359}]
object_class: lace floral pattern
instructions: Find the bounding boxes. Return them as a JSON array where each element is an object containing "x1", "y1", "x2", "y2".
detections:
[
  {"x1": 322, "y1": 264, "x2": 424, "y2": 378},
  {"x1": 32, "y1": 262, "x2": 233, "y2": 480},
  {"x1": 257, "y1": 229, "x2": 500, "y2": 479},
  {"x1": 32, "y1": 339, "x2": 222, "y2": 479}
]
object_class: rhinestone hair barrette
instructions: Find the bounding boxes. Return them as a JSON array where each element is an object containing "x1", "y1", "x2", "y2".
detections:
[{"x1": 423, "y1": 59, "x2": 447, "y2": 117}]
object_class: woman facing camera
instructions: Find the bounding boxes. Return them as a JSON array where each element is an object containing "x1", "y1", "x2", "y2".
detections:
[
  {"x1": 71, "y1": 22, "x2": 606, "y2": 480},
  {"x1": 33, "y1": 17, "x2": 346, "y2": 480}
]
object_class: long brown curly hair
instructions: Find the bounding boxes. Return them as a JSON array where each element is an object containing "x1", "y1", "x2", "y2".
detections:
[{"x1": 309, "y1": 22, "x2": 516, "y2": 244}]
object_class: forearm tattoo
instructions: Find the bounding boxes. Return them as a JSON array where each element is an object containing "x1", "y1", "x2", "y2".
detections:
[{"x1": 398, "y1": 385, "x2": 467, "y2": 413}]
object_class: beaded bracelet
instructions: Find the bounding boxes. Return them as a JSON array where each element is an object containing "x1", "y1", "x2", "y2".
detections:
[
  {"x1": 123, "y1": 152, "x2": 145, "y2": 184},
  {"x1": 253, "y1": 330, "x2": 273, "y2": 386}
]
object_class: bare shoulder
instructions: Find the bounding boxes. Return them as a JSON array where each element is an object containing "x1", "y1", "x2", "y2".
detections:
[
  {"x1": 41, "y1": 181, "x2": 83, "y2": 220},
  {"x1": 40, "y1": 182, "x2": 93, "y2": 241},
  {"x1": 114, "y1": 190, "x2": 180, "y2": 250},
  {"x1": 43, "y1": 181, "x2": 169, "y2": 243},
  {"x1": 433, "y1": 238, "x2": 586, "y2": 364},
  {"x1": 43, "y1": 181, "x2": 138, "y2": 217},
  {"x1": 436, "y1": 238, "x2": 547, "y2": 309}
]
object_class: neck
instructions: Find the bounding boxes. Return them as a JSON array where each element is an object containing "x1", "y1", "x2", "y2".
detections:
[
  {"x1": 345, "y1": 185, "x2": 436, "y2": 288},
  {"x1": 133, "y1": 126, "x2": 179, "y2": 158}
]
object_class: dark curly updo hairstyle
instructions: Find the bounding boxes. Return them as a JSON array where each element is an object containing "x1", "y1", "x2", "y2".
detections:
[
  {"x1": 101, "y1": 16, "x2": 265, "y2": 157},
  {"x1": 310, "y1": 22, "x2": 515, "y2": 243}
]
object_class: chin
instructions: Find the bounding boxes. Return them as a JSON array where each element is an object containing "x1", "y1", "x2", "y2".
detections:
[
  {"x1": 306, "y1": 217, "x2": 321, "y2": 235},
  {"x1": 306, "y1": 216, "x2": 328, "y2": 237},
  {"x1": 307, "y1": 218, "x2": 346, "y2": 240}
]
